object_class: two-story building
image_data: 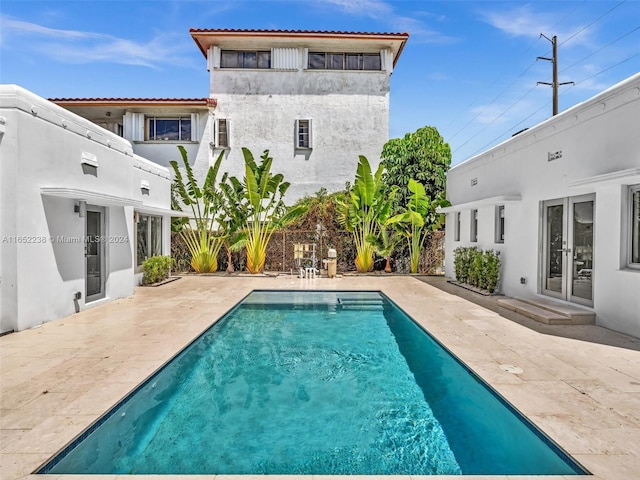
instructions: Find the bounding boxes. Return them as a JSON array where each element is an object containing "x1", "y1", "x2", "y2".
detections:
[{"x1": 53, "y1": 29, "x2": 409, "y2": 202}]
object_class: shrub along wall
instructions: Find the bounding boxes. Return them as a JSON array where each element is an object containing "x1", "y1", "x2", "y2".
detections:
[{"x1": 453, "y1": 246, "x2": 501, "y2": 293}]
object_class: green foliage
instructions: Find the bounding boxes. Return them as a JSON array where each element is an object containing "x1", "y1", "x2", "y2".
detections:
[
  {"x1": 142, "y1": 255, "x2": 172, "y2": 285},
  {"x1": 221, "y1": 148, "x2": 307, "y2": 273},
  {"x1": 381, "y1": 126, "x2": 451, "y2": 211},
  {"x1": 387, "y1": 178, "x2": 449, "y2": 273},
  {"x1": 453, "y1": 247, "x2": 501, "y2": 293},
  {"x1": 337, "y1": 156, "x2": 396, "y2": 272},
  {"x1": 170, "y1": 146, "x2": 224, "y2": 273}
]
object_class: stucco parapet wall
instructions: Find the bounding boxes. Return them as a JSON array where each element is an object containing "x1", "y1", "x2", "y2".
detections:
[
  {"x1": 133, "y1": 154, "x2": 171, "y2": 180},
  {"x1": 0, "y1": 84, "x2": 134, "y2": 157},
  {"x1": 450, "y1": 72, "x2": 640, "y2": 173}
]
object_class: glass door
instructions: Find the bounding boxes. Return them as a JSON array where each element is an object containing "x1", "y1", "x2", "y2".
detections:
[
  {"x1": 85, "y1": 206, "x2": 105, "y2": 302},
  {"x1": 541, "y1": 195, "x2": 594, "y2": 306}
]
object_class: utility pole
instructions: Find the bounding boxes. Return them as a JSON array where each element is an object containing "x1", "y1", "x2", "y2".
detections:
[{"x1": 537, "y1": 34, "x2": 574, "y2": 116}]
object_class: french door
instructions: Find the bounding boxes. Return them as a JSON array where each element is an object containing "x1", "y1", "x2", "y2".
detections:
[{"x1": 541, "y1": 195, "x2": 594, "y2": 306}]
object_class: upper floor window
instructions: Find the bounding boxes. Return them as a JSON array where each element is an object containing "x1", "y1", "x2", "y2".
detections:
[
  {"x1": 146, "y1": 117, "x2": 191, "y2": 141},
  {"x1": 308, "y1": 52, "x2": 381, "y2": 71},
  {"x1": 296, "y1": 119, "x2": 311, "y2": 149},
  {"x1": 221, "y1": 50, "x2": 271, "y2": 69},
  {"x1": 495, "y1": 205, "x2": 505, "y2": 243},
  {"x1": 630, "y1": 184, "x2": 640, "y2": 267}
]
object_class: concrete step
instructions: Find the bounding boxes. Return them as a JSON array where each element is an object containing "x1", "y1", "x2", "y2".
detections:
[{"x1": 497, "y1": 298, "x2": 595, "y2": 325}]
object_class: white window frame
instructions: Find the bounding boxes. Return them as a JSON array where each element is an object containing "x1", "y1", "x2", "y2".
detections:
[
  {"x1": 495, "y1": 205, "x2": 505, "y2": 244},
  {"x1": 628, "y1": 184, "x2": 640, "y2": 269},
  {"x1": 213, "y1": 118, "x2": 230, "y2": 149},
  {"x1": 470, "y1": 209, "x2": 478, "y2": 243},
  {"x1": 136, "y1": 214, "x2": 163, "y2": 267},
  {"x1": 145, "y1": 116, "x2": 192, "y2": 142},
  {"x1": 296, "y1": 119, "x2": 312, "y2": 149}
]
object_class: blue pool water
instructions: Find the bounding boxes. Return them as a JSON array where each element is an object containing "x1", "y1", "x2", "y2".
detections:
[{"x1": 40, "y1": 290, "x2": 586, "y2": 475}]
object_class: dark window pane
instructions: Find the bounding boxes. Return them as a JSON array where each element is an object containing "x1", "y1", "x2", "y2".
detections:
[
  {"x1": 308, "y1": 52, "x2": 325, "y2": 69},
  {"x1": 346, "y1": 54, "x2": 361, "y2": 70},
  {"x1": 180, "y1": 118, "x2": 191, "y2": 141},
  {"x1": 258, "y1": 51, "x2": 271, "y2": 69},
  {"x1": 363, "y1": 54, "x2": 381, "y2": 70},
  {"x1": 150, "y1": 216, "x2": 162, "y2": 257},
  {"x1": 220, "y1": 51, "x2": 238, "y2": 68},
  {"x1": 241, "y1": 52, "x2": 257, "y2": 68},
  {"x1": 155, "y1": 119, "x2": 179, "y2": 140},
  {"x1": 328, "y1": 53, "x2": 344, "y2": 70},
  {"x1": 137, "y1": 215, "x2": 149, "y2": 266},
  {"x1": 218, "y1": 119, "x2": 228, "y2": 147}
]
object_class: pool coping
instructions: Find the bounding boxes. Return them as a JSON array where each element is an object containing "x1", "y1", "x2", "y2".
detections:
[{"x1": 2, "y1": 275, "x2": 639, "y2": 480}]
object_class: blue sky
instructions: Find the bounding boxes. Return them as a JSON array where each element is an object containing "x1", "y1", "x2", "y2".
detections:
[{"x1": 1, "y1": 0, "x2": 639, "y2": 165}]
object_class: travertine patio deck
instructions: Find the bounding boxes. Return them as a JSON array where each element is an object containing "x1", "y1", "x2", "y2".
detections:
[{"x1": 1, "y1": 275, "x2": 639, "y2": 480}]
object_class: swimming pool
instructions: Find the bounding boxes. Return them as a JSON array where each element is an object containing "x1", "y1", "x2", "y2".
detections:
[{"x1": 39, "y1": 290, "x2": 587, "y2": 475}]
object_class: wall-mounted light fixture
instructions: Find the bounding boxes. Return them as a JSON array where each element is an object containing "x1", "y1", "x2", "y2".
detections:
[
  {"x1": 81, "y1": 151, "x2": 98, "y2": 176},
  {"x1": 140, "y1": 180, "x2": 150, "y2": 195},
  {"x1": 74, "y1": 200, "x2": 87, "y2": 218}
]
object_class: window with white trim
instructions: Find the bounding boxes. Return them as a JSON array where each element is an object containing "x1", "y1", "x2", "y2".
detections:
[
  {"x1": 296, "y1": 119, "x2": 311, "y2": 149},
  {"x1": 220, "y1": 50, "x2": 271, "y2": 69},
  {"x1": 470, "y1": 209, "x2": 478, "y2": 242},
  {"x1": 136, "y1": 214, "x2": 162, "y2": 266},
  {"x1": 454, "y1": 211, "x2": 461, "y2": 241},
  {"x1": 495, "y1": 205, "x2": 505, "y2": 243},
  {"x1": 214, "y1": 118, "x2": 230, "y2": 148},
  {"x1": 630, "y1": 184, "x2": 640, "y2": 267},
  {"x1": 146, "y1": 116, "x2": 191, "y2": 141},
  {"x1": 308, "y1": 52, "x2": 381, "y2": 70}
]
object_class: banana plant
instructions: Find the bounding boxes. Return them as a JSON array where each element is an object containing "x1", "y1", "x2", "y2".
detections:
[
  {"x1": 338, "y1": 155, "x2": 396, "y2": 272},
  {"x1": 222, "y1": 148, "x2": 306, "y2": 274},
  {"x1": 387, "y1": 178, "x2": 449, "y2": 273},
  {"x1": 170, "y1": 146, "x2": 225, "y2": 273}
]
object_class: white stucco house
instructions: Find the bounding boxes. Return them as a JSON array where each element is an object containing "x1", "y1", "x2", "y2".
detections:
[
  {"x1": 0, "y1": 85, "x2": 175, "y2": 334},
  {"x1": 53, "y1": 29, "x2": 409, "y2": 202},
  {"x1": 441, "y1": 73, "x2": 640, "y2": 338}
]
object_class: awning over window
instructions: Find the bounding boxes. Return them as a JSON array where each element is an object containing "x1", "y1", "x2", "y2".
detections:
[
  {"x1": 41, "y1": 187, "x2": 141, "y2": 207},
  {"x1": 438, "y1": 195, "x2": 521, "y2": 213}
]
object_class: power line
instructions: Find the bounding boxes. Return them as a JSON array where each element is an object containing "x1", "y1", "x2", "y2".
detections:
[{"x1": 558, "y1": 0, "x2": 626, "y2": 48}]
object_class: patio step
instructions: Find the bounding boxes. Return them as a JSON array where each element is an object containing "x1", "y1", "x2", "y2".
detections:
[{"x1": 497, "y1": 297, "x2": 595, "y2": 325}]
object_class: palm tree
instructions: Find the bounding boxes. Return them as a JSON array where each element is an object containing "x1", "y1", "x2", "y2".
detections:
[{"x1": 338, "y1": 156, "x2": 396, "y2": 272}]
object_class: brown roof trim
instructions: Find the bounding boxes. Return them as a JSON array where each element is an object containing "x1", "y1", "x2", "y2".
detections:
[{"x1": 189, "y1": 28, "x2": 410, "y2": 60}]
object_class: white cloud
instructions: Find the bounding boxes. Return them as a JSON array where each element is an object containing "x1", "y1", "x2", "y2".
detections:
[{"x1": 0, "y1": 15, "x2": 195, "y2": 69}]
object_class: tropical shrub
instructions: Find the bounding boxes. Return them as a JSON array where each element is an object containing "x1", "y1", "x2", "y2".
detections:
[
  {"x1": 142, "y1": 255, "x2": 172, "y2": 285},
  {"x1": 337, "y1": 156, "x2": 396, "y2": 272},
  {"x1": 170, "y1": 146, "x2": 225, "y2": 273},
  {"x1": 221, "y1": 148, "x2": 306, "y2": 274},
  {"x1": 387, "y1": 178, "x2": 449, "y2": 273},
  {"x1": 484, "y1": 249, "x2": 501, "y2": 293}
]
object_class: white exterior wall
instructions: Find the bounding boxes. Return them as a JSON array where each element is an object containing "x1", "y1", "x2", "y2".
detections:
[
  {"x1": 203, "y1": 54, "x2": 391, "y2": 201},
  {"x1": 443, "y1": 73, "x2": 640, "y2": 337},
  {"x1": 0, "y1": 85, "x2": 173, "y2": 333}
]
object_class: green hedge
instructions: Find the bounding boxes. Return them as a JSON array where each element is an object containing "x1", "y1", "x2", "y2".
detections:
[
  {"x1": 142, "y1": 255, "x2": 172, "y2": 285},
  {"x1": 453, "y1": 246, "x2": 501, "y2": 293}
]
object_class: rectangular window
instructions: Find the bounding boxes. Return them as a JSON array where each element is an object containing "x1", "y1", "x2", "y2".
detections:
[
  {"x1": 136, "y1": 214, "x2": 162, "y2": 266},
  {"x1": 454, "y1": 212, "x2": 461, "y2": 241},
  {"x1": 307, "y1": 52, "x2": 381, "y2": 70},
  {"x1": 220, "y1": 50, "x2": 271, "y2": 69},
  {"x1": 470, "y1": 209, "x2": 478, "y2": 242},
  {"x1": 296, "y1": 119, "x2": 311, "y2": 148},
  {"x1": 630, "y1": 185, "x2": 640, "y2": 266},
  {"x1": 216, "y1": 118, "x2": 229, "y2": 148},
  {"x1": 146, "y1": 117, "x2": 191, "y2": 141},
  {"x1": 495, "y1": 205, "x2": 505, "y2": 243}
]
